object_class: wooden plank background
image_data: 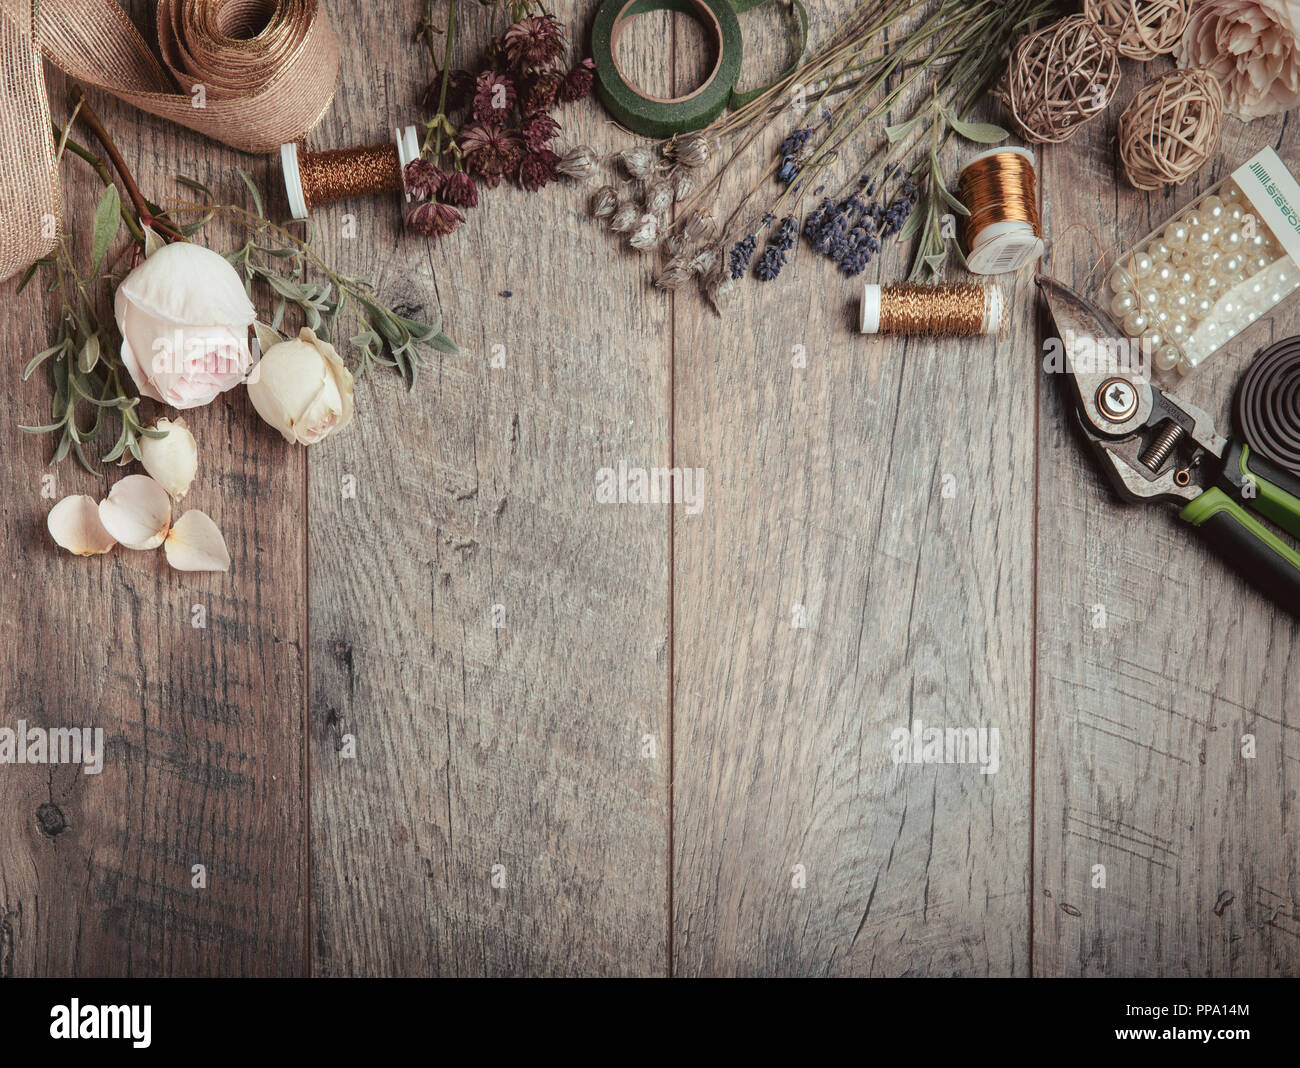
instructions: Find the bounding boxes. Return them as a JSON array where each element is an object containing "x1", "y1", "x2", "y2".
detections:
[{"x1": 0, "y1": 0, "x2": 1295, "y2": 977}]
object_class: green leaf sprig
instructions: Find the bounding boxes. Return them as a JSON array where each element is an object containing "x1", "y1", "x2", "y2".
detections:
[{"x1": 169, "y1": 171, "x2": 459, "y2": 387}]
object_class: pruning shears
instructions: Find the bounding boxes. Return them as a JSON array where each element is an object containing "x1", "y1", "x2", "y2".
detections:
[{"x1": 1038, "y1": 276, "x2": 1300, "y2": 615}]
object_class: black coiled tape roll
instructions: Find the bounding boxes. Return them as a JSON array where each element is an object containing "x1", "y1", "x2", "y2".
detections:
[{"x1": 1235, "y1": 336, "x2": 1300, "y2": 477}]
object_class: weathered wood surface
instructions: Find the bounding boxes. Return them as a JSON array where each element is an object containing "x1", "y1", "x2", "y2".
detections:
[
  {"x1": 305, "y1": 1, "x2": 670, "y2": 977},
  {"x1": 669, "y1": 5, "x2": 1034, "y2": 977},
  {"x1": 0, "y1": 2, "x2": 1295, "y2": 978},
  {"x1": 0, "y1": 8, "x2": 307, "y2": 975},
  {"x1": 1037, "y1": 94, "x2": 1300, "y2": 977}
]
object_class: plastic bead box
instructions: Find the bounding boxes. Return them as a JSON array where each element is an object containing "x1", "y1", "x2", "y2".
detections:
[{"x1": 1106, "y1": 147, "x2": 1300, "y2": 377}]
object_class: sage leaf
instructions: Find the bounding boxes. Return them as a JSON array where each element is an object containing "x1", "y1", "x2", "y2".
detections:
[{"x1": 91, "y1": 184, "x2": 121, "y2": 275}]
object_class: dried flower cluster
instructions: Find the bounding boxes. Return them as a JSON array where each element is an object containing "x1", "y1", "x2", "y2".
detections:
[
  {"x1": 583, "y1": 0, "x2": 1054, "y2": 311},
  {"x1": 409, "y1": 2, "x2": 597, "y2": 238},
  {"x1": 582, "y1": 132, "x2": 720, "y2": 293}
]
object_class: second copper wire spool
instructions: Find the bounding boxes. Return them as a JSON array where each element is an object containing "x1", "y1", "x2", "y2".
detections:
[
  {"x1": 956, "y1": 147, "x2": 1044, "y2": 274},
  {"x1": 281, "y1": 126, "x2": 420, "y2": 219}
]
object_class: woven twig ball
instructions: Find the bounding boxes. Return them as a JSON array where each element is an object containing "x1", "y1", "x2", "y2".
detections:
[
  {"x1": 997, "y1": 15, "x2": 1123, "y2": 144},
  {"x1": 1118, "y1": 68, "x2": 1224, "y2": 190},
  {"x1": 1083, "y1": 0, "x2": 1190, "y2": 60}
]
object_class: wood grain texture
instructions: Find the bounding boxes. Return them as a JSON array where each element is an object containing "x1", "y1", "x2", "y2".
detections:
[
  {"x1": 0, "y1": 10, "x2": 306, "y2": 975},
  {"x1": 2, "y1": 2, "x2": 1297, "y2": 979},
  {"x1": 669, "y1": 6, "x2": 1034, "y2": 976},
  {"x1": 305, "y1": 1, "x2": 670, "y2": 976},
  {"x1": 1036, "y1": 79, "x2": 1300, "y2": 977}
]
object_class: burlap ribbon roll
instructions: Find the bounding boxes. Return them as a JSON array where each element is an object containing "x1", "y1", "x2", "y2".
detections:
[{"x1": 0, "y1": 0, "x2": 339, "y2": 282}]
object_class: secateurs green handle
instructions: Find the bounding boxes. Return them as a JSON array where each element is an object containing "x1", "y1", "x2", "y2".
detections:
[
  {"x1": 1038, "y1": 276, "x2": 1300, "y2": 616},
  {"x1": 1179, "y1": 444, "x2": 1300, "y2": 608}
]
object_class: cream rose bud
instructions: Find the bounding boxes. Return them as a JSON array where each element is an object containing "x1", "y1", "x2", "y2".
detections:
[
  {"x1": 114, "y1": 242, "x2": 255, "y2": 409},
  {"x1": 247, "y1": 327, "x2": 355, "y2": 445}
]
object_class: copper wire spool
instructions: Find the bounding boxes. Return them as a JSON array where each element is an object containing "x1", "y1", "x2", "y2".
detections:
[
  {"x1": 1236, "y1": 336, "x2": 1300, "y2": 477},
  {"x1": 860, "y1": 283, "x2": 1006, "y2": 337},
  {"x1": 281, "y1": 125, "x2": 420, "y2": 219},
  {"x1": 956, "y1": 148, "x2": 1044, "y2": 275}
]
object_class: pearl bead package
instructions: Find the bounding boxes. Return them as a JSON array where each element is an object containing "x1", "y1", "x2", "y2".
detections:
[{"x1": 1106, "y1": 147, "x2": 1300, "y2": 378}]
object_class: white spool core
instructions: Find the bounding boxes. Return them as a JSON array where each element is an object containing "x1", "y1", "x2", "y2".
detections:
[
  {"x1": 860, "y1": 284, "x2": 882, "y2": 333},
  {"x1": 281, "y1": 141, "x2": 308, "y2": 220},
  {"x1": 396, "y1": 124, "x2": 419, "y2": 201}
]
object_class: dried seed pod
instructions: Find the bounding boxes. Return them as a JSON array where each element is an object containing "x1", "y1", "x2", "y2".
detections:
[
  {"x1": 683, "y1": 209, "x2": 716, "y2": 243},
  {"x1": 704, "y1": 267, "x2": 737, "y2": 314},
  {"x1": 660, "y1": 231, "x2": 687, "y2": 259},
  {"x1": 629, "y1": 213, "x2": 659, "y2": 250},
  {"x1": 589, "y1": 185, "x2": 618, "y2": 218},
  {"x1": 558, "y1": 145, "x2": 599, "y2": 180},
  {"x1": 668, "y1": 132, "x2": 713, "y2": 169},
  {"x1": 644, "y1": 178, "x2": 673, "y2": 216},
  {"x1": 609, "y1": 203, "x2": 640, "y2": 232},
  {"x1": 690, "y1": 244, "x2": 718, "y2": 276},
  {"x1": 672, "y1": 169, "x2": 694, "y2": 202},
  {"x1": 654, "y1": 260, "x2": 694, "y2": 289},
  {"x1": 618, "y1": 146, "x2": 656, "y2": 181}
]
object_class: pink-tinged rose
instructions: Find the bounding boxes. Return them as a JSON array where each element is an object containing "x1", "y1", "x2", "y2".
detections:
[
  {"x1": 1178, "y1": 0, "x2": 1300, "y2": 119},
  {"x1": 114, "y1": 242, "x2": 254, "y2": 409}
]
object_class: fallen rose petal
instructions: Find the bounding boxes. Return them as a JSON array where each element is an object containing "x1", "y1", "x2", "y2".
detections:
[
  {"x1": 98, "y1": 474, "x2": 171, "y2": 550},
  {"x1": 48, "y1": 495, "x2": 116, "y2": 556},
  {"x1": 164, "y1": 510, "x2": 231, "y2": 572},
  {"x1": 140, "y1": 417, "x2": 198, "y2": 499}
]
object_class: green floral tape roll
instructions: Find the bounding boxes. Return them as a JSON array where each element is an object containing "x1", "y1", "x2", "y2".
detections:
[{"x1": 591, "y1": 0, "x2": 744, "y2": 139}]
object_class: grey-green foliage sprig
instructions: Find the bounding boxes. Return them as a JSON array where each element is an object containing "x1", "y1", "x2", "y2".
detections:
[
  {"x1": 19, "y1": 185, "x2": 164, "y2": 472},
  {"x1": 177, "y1": 170, "x2": 459, "y2": 387}
]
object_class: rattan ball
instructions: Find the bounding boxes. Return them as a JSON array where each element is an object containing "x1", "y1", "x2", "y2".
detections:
[
  {"x1": 1083, "y1": 0, "x2": 1190, "y2": 60},
  {"x1": 997, "y1": 14, "x2": 1123, "y2": 144},
  {"x1": 1118, "y1": 68, "x2": 1223, "y2": 190}
]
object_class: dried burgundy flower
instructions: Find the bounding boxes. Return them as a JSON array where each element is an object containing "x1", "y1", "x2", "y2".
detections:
[
  {"x1": 440, "y1": 171, "x2": 479, "y2": 209},
  {"x1": 520, "y1": 113, "x2": 561, "y2": 151},
  {"x1": 517, "y1": 148, "x2": 559, "y2": 192},
  {"x1": 501, "y1": 15, "x2": 567, "y2": 71},
  {"x1": 472, "y1": 70, "x2": 517, "y2": 126},
  {"x1": 406, "y1": 200, "x2": 464, "y2": 238},
  {"x1": 404, "y1": 159, "x2": 445, "y2": 200},
  {"x1": 519, "y1": 71, "x2": 563, "y2": 115},
  {"x1": 425, "y1": 68, "x2": 477, "y2": 113},
  {"x1": 558, "y1": 58, "x2": 596, "y2": 103},
  {"x1": 460, "y1": 123, "x2": 524, "y2": 188}
]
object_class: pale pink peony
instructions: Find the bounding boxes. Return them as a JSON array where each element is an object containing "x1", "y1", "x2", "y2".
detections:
[{"x1": 1177, "y1": 0, "x2": 1300, "y2": 119}]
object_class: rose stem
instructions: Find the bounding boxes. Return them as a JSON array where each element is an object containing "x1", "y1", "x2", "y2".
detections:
[
  {"x1": 67, "y1": 86, "x2": 185, "y2": 241},
  {"x1": 51, "y1": 121, "x2": 147, "y2": 246}
]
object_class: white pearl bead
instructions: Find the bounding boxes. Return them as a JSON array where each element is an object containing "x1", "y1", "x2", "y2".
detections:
[
  {"x1": 1218, "y1": 229, "x2": 1243, "y2": 253},
  {"x1": 1142, "y1": 328, "x2": 1165, "y2": 351},
  {"x1": 1148, "y1": 240, "x2": 1171, "y2": 262},
  {"x1": 1154, "y1": 345, "x2": 1181, "y2": 372},
  {"x1": 1110, "y1": 267, "x2": 1135, "y2": 293},
  {"x1": 1166, "y1": 222, "x2": 1190, "y2": 247},
  {"x1": 1191, "y1": 227, "x2": 1215, "y2": 249},
  {"x1": 1124, "y1": 311, "x2": 1150, "y2": 334},
  {"x1": 1153, "y1": 263, "x2": 1176, "y2": 288},
  {"x1": 1111, "y1": 291, "x2": 1137, "y2": 317},
  {"x1": 1140, "y1": 286, "x2": 1161, "y2": 308}
]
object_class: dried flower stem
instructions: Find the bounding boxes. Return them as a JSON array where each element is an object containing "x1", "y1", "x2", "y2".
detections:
[{"x1": 68, "y1": 86, "x2": 183, "y2": 242}]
